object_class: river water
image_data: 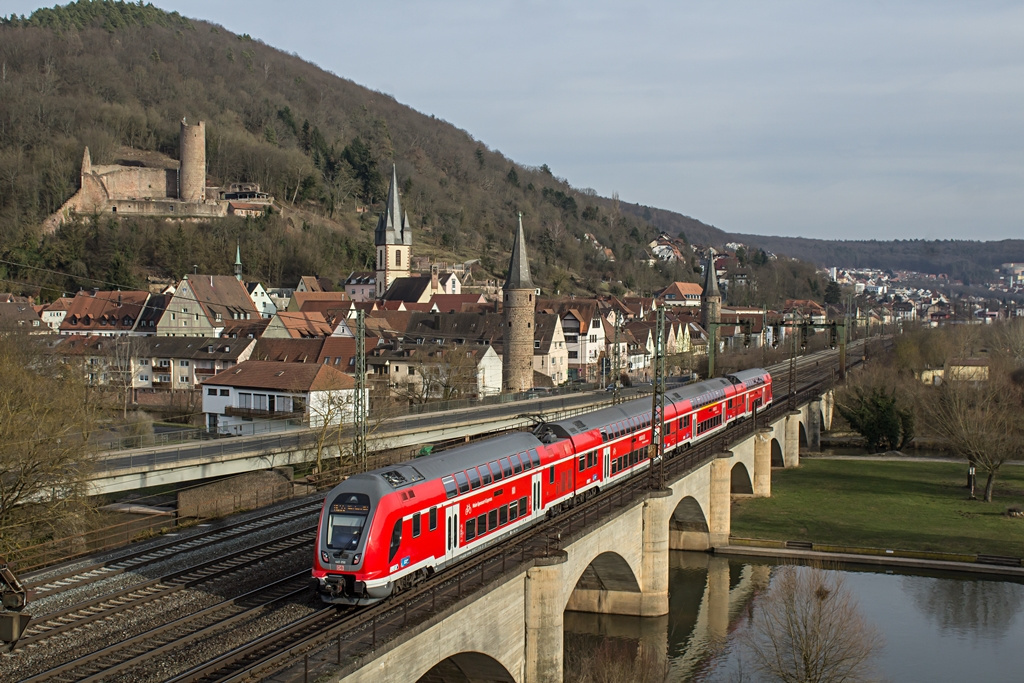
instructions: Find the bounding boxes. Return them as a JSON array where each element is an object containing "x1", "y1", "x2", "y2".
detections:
[{"x1": 564, "y1": 551, "x2": 1024, "y2": 682}]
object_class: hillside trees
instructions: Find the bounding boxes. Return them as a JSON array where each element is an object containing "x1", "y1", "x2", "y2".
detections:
[{"x1": 0, "y1": 1, "x2": 682, "y2": 297}]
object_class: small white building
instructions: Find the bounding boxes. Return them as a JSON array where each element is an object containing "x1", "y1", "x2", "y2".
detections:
[{"x1": 201, "y1": 360, "x2": 365, "y2": 435}]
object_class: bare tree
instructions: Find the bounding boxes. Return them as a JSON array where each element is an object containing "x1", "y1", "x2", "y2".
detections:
[
  {"x1": 0, "y1": 338, "x2": 99, "y2": 556},
  {"x1": 110, "y1": 335, "x2": 145, "y2": 419},
  {"x1": 739, "y1": 565, "x2": 882, "y2": 683},
  {"x1": 393, "y1": 346, "x2": 480, "y2": 404},
  {"x1": 921, "y1": 367, "x2": 1024, "y2": 502},
  {"x1": 307, "y1": 389, "x2": 354, "y2": 476}
]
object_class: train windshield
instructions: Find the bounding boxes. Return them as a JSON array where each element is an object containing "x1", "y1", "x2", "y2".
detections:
[{"x1": 326, "y1": 492, "x2": 370, "y2": 550}]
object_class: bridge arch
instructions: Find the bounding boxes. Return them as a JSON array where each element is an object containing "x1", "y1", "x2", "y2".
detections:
[
  {"x1": 730, "y1": 462, "x2": 753, "y2": 495},
  {"x1": 570, "y1": 551, "x2": 642, "y2": 596},
  {"x1": 668, "y1": 494, "x2": 710, "y2": 551},
  {"x1": 414, "y1": 651, "x2": 515, "y2": 683},
  {"x1": 770, "y1": 438, "x2": 784, "y2": 467}
]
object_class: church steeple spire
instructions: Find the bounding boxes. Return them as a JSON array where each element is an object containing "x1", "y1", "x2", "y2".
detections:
[
  {"x1": 375, "y1": 164, "x2": 412, "y2": 247},
  {"x1": 374, "y1": 164, "x2": 413, "y2": 297},
  {"x1": 505, "y1": 212, "x2": 534, "y2": 291},
  {"x1": 234, "y1": 242, "x2": 242, "y2": 281}
]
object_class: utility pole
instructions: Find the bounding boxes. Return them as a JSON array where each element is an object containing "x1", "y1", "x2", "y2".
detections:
[
  {"x1": 353, "y1": 310, "x2": 367, "y2": 470},
  {"x1": 648, "y1": 306, "x2": 666, "y2": 489},
  {"x1": 612, "y1": 310, "x2": 621, "y2": 405}
]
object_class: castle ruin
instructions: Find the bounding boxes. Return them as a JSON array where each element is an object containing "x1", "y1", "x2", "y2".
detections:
[{"x1": 44, "y1": 118, "x2": 272, "y2": 232}]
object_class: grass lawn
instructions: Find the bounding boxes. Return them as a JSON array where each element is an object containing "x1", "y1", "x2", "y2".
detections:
[{"x1": 731, "y1": 459, "x2": 1024, "y2": 558}]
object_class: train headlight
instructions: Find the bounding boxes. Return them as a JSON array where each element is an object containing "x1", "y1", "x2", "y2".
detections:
[
  {"x1": 321, "y1": 551, "x2": 330, "y2": 565},
  {"x1": 352, "y1": 553, "x2": 361, "y2": 565}
]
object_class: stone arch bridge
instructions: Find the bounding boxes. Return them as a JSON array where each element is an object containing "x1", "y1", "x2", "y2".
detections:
[{"x1": 333, "y1": 390, "x2": 832, "y2": 683}]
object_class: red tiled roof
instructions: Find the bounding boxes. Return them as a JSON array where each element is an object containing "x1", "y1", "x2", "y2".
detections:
[{"x1": 203, "y1": 360, "x2": 354, "y2": 391}]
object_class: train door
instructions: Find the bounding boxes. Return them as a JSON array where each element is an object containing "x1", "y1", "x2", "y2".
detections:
[
  {"x1": 531, "y1": 471, "x2": 543, "y2": 517},
  {"x1": 603, "y1": 446, "x2": 611, "y2": 481},
  {"x1": 445, "y1": 505, "x2": 459, "y2": 563}
]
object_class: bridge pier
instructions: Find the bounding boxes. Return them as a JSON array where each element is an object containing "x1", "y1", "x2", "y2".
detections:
[
  {"x1": 525, "y1": 554, "x2": 568, "y2": 683},
  {"x1": 709, "y1": 452, "x2": 733, "y2": 547},
  {"x1": 753, "y1": 428, "x2": 773, "y2": 497},
  {"x1": 806, "y1": 398, "x2": 822, "y2": 451},
  {"x1": 784, "y1": 411, "x2": 801, "y2": 468},
  {"x1": 639, "y1": 490, "x2": 672, "y2": 616}
]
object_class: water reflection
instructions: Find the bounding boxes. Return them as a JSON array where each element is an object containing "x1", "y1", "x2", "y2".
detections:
[
  {"x1": 903, "y1": 574, "x2": 1024, "y2": 638},
  {"x1": 563, "y1": 551, "x2": 1024, "y2": 683}
]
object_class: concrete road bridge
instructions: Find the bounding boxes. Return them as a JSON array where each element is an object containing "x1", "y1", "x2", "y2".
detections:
[
  {"x1": 322, "y1": 377, "x2": 834, "y2": 683},
  {"x1": 87, "y1": 346, "x2": 844, "y2": 496}
]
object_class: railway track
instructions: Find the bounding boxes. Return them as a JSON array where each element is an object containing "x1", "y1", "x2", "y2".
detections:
[
  {"x1": 22, "y1": 572, "x2": 314, "y2": 683},
  {"x1": 16, "y1": 528, "x2": 315, "y2": 651},
  {"x1": 22, "y1": 496, "x2": 324, "y2": 597}
]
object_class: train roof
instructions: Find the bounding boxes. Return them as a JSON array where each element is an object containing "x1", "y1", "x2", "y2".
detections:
[
  {"x1": 545, "y1": 377, "x2": 736, "y2": 438},
  {"x1": 353, "y1": 431, "x2": 544, "y2": 492},
  {"x1": 726, "y1": 367, "x2": 770, "y2": 386}
]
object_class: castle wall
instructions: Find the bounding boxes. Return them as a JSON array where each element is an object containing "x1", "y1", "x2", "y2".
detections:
[
  {"x1": 88, "y1": 167, "x2": 178, "y2": 203},
  {"x1": 108, "y1": 199, "x2": 226, "y2": 218}
]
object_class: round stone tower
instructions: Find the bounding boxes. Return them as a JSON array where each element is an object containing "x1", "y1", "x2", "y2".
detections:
[
  {"x1": 503, "y1": 213, "x2": 535, "y2": 393},
  {"x1": 179, "y1": 119, "x2": 206, "y2": 202}
]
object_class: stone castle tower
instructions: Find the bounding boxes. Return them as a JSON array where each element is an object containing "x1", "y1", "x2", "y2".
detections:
[
  {"x1": 701, "y1": 248, "x2": 722, "y2": 338},
  {"x1": 503, "y1": 213, "x2": 535, "y2": 393},
  {"x1": 179, "y1": 118, "x2": 206, "y2": 202},
  {"x1": 375, "y1": 165, "x2": 412, "y2": 298}
]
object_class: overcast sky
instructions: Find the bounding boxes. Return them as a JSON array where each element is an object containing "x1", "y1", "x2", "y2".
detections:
[{"x1": 11, "y1": 1, "x2": 1024, "y2": 241}]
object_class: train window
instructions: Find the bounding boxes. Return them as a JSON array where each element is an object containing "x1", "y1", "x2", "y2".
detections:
[
  {"x1": 488, "y1": 509, "x2": 498, "y2": 530},
  {"x1": 412, "y1": 514, "x2": 421, "y2": 538},
  {"x1": 499, "y1": 505, "x2": 508, "y2": 526},
  {"x1": 611, "y1": 459, "x2": 618, "y2": 474},
  {"x1": 326, "y1": 493, "x2": 370, "y2": 551},
  {"x1": 442, "y1": 475, "x2": 458, "y2": 499},
  {"x1": 429, "y1": 507, "x2": 437, "y2": 531},
  {"x1": 489, "y1": 461, "x2": 503, "y2": 481},
  {"x1": 529, "y1": 449, "x2": 541, "y2": 468},
  {"x1": 548, "y1": 465, "x2": 555, "y2": 484},
  {"x1": 509, "y1": 500, "x2": 518, "y2": 520},
  {"x1": 501, "y1": 459, "x2": 513, "y2": 478},
  {"x1": 519, "y1": 496, "x2": 528, "y2": 515},
  {"x1": 467, "y1": 467, "x2": 481, "y2": 490},
  {"x1": 480, "y1": 467, "x2": 492, "y2": 486},
  {"x1": 601, "y1": 430, "x2": 608, "y2": 443},
  {"x1": 466, "y1": 518, "x2": 476, "y2": 541},
  {"x1": 579, "y1": 455, "x2": 586, "y2": 472},
  {"x1": 512, "y1": 454, "x2": 524, "y2": 474},
  {"x1": 684, "y1": 415, "x2": 691, "y2": 428},
  {"x1": 388, "y1": 519, "x2": 402, "y2": 562},
  {"x1": 454, "y1": 471, "x2": 470, "y2": 495},
  {"x1": 477, "y1": 513, "x2": 487, "y2": 535}
]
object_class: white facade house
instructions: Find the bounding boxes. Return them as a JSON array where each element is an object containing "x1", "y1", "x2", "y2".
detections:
[
  {"x1": 247, "y1": 282, "x2": 278, "y2": 319},
  {"x1": 201, "y1": 360, "x2": 364, "y2": 435}
]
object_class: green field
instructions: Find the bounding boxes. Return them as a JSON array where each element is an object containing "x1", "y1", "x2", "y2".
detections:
[{"x1": 731, "y1": 459, "x2": 1024, "y2": 558}]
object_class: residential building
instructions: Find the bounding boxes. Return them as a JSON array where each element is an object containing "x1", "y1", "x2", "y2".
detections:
[{"x1": 202, "y1": 360, "x2": 362, "y2": 434}]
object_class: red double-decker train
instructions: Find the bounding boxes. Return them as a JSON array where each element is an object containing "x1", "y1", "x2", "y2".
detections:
[{"x1": 313, "y1": 368, "x2": 771, "y2": 605}]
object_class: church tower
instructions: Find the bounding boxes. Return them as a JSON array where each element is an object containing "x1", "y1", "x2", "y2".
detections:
[
  {"x1": 234, "y1": 242, "x2": 243, "y2": 281},
  {"x1": 503, "y1": 213, "x2": 535, "y2": 393},
  {"x1": 701, "y1": 248, "x2": 722, "y2": 338},
  {"x1": 374, "y1": 165, "x2": 412, "y2": 297}
]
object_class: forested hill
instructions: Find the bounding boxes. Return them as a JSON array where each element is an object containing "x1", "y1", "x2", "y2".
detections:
[{"x1": 0, "y1": 0, "x2": 695, "y2": 296}]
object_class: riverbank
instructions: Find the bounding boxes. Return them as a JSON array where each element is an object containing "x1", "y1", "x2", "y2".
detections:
[{"x1": 730, "y1": 458, "x2": 1024, "y2": 559}]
